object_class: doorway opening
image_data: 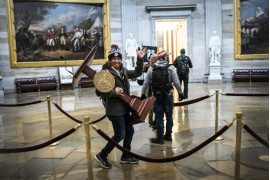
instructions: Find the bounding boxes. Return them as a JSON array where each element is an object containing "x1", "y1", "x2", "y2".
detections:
[{"x1": 155, "y1": 19, "x2": 187, "y2": 63}]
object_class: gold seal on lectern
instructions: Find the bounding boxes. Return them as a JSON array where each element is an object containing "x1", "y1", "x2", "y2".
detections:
[{"x1": 94, "y1": 70, "x2": 115, "y2": 93}]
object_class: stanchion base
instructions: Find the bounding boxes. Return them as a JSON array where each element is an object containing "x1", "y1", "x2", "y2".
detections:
[
  {"x1": 214, "y1": 136, "x2": 224, "y2": 141},
  {"x1": 258, "y1": 155, "x2": 269, "y2": 162},
  {"x1": 50, "y1": 141, "x2": 60, "y2": 146}
]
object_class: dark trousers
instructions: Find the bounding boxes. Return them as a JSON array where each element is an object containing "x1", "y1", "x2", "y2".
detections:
[
  {"x1": 178, "y1": 74, "x2": 189, "y2": 99},
  {"x1": 154, "y1": 95, "x2": 174, "y2": 140},
  {"x1": 100, "y1": 114, "x2": 134, "y2": 158}
]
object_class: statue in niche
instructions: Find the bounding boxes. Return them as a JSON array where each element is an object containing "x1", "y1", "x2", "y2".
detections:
[
  {"x1": 209, "y1": 30, "x2": 221, "y2": 65},
  {"x1": 125, "y1": 33, "x2": 138, "y2": 68}
]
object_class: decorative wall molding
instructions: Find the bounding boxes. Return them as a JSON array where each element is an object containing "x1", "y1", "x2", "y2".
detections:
[
  {"x1": 146, "y1": 4, "x2": 196, "y2": 61},
  {"x1": 149, "y1": 10, "x2": 192, "y2": 18},
  {"x1": 145, "y1": 4, "x2": 196, "y2": 12}
]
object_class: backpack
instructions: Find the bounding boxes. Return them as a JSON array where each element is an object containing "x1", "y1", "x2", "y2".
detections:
[
  {"x1": 176, "y1": 56, "x2": 190, "y2": 75},
  {"x1": 151, "y1": 64, "x2": 172, "y2": 101}
]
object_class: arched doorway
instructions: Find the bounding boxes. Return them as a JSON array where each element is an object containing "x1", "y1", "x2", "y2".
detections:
[{"x1": 155, "y1": 19, "x2": 187, "y2": 63}]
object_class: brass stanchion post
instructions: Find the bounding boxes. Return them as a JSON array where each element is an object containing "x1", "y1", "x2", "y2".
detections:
[
  {"x1": 235, "y1": 112, "x2": 242, "y2": 180},
  {"x1": 47, "y1": 96, "x2": 53, "y2": 139},
  {"x1": 47, "y1": 96, "x2": 59, "y2": 146},
  {"x1": 84, "y1": 116, "x2": 93, "y2": 180},
  {"x1": 215, "y1": 90, "x2": 223, "y2": 141}
]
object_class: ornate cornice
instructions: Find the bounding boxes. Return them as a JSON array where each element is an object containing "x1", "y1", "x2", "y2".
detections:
[{"x1": 145, "y1": 4, "x2": 196, "y2": 13}]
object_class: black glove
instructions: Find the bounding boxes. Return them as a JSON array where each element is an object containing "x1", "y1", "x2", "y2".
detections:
[
  {"x1": 141, "y1": 94, "x2": 146, "y2": 100},
  {"x1": 178, "y1": 93, "x2": 184, "y2": 101}
]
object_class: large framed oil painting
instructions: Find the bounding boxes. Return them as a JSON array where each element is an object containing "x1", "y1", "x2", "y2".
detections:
[
  {"x1": 234, "y1": 0, "x2": 269, "y2": 60},
  {"x1": 6, "y1": 0, "x2": 111, "y2": 68}
]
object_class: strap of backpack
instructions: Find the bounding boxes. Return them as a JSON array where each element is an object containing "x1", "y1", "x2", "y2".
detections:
[{"x1": 151, "y1": 64, "x2": 157, "y2": 69}]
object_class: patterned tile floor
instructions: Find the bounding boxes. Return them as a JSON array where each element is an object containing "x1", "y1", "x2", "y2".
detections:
[{"x1": 0, "y1": 82, "x2": 268, "y2": 180}]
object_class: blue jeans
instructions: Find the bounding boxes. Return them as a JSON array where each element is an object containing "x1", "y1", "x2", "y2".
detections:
[
  {"x1": 100, "y1": 114, "x2": 134, "y2": 158},
  {"x1": 153, "y1": 95, "x2": 174, "y2": 140},
  {"x1": 179, "y1": 74, "x2": 189, "y2": 99}
]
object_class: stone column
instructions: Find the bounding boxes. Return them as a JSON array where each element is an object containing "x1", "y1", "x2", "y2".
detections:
[
  {"x1": 0, "y1": 76, "x2": 4, "y2": 96},
  {"x1": 205, "y1": 0, "x2": 223, "y2": 83},
  {"x1": 0, "y1": 0, "x2": 8, "y2": 95},
  {"x1": 121, "y1": 0, "x2": 138, "y2": 66}
]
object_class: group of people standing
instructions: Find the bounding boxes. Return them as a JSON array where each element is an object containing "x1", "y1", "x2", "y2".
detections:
[
  {"x1": 15, "y1": 26, "x2": 103, "y2": 52},
  {"x1": 94, "y1": 43, "x2": 192, "y2": 168},
  {"x1": 44, "y1": 27, "x2": 103, "y2": 52}
]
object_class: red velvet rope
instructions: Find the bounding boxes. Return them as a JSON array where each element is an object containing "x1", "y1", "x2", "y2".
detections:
[
  {"x1": 95, "y1": 125, "x2": 229, "y2": 163},
  {"x1": 89, "y1": 115, "x2": 107, "y2": 124},
  {"x1": 222, "y1": 93, "x2": 269, "y2": 96},
  {"x1": 53, "y1": 103, "x2": 106, "y2": 124},
  {"x1": 243, "y1": 124, "x2": 269, "y2": 148},
  {"x1": 54, "y1": 103, "x2": 82, "y2": 123},
  {"x1": 0, "y1": 126, "x2": 77, "y2": 153},
  {"x1": 0, "y1": 100, "x2": 44, "y2": 107},
  {"x1": 174, "y1": 95, "x2": 210, "y2": 106}
]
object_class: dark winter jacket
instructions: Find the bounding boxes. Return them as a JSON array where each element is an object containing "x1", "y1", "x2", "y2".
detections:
[
  {"x1": 173, "y1": 55, "x2": 193, "y2": 76},
  {"x1": 96, "y1": 58, "x2": 143, "y2": 116}
]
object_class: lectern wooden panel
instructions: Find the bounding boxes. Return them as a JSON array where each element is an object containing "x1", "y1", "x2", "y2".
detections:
[
  {"x1": 72, "y1": 46, "x2": 97, "y2": 89},
  {"x1": 118, "y1": 94, "x2": 156, "y2": 125}
]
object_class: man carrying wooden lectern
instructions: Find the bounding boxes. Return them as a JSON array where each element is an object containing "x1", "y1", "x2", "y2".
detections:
[{"x1": 94, "y1": 44, "x2": 147, "y2": 169}]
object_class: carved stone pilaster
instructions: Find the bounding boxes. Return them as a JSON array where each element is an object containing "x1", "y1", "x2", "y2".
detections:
[
  {"x1": 205, "y1": 0, "x2": 224, "y2": 83},
  {"x1": 0, "y1": 76, "x2": 4, "y2": 97},
  {"x1": 121, "y1": 0, "x2": 138, "y2": 61},
  {"x1": 205, "y1": 0, "x2": 222, "y2": 68}
]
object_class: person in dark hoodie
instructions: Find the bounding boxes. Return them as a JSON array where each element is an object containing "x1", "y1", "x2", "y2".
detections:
[{"x1": 94, "y1": 44, "x2": 147, "y2": 169}]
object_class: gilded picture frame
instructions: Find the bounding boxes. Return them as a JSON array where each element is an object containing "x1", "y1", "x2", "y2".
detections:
[
  {"x1": 6, "y1": 0, "x2": 111, "y2": 68},
  {"x1": 234, "y1": 0, "x2": 269, "y2": 60}
]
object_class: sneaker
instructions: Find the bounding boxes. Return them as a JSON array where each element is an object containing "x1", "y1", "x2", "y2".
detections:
[
  {"x1": 94, "y1": 153, "x2": 112, "y2": 169},
  {"x1": 184, "y1": 98, "x2": 188, "y2": 102},
  {"x1": 151, "y1": 138, "x2": 164, "y2": 144},
  {"x1": 120, "y1": 155, "x2": 139, "y2": 164},
  {"x1": 152, "y1": 125, "x2": 157, "y2": 129},
  {"x1": 164, "y1": 136, "x2": 172, "y2": 141}
]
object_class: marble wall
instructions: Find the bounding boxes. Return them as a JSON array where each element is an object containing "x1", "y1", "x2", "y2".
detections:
[
  {"x1": 0, "y1": 0, "x2": 268, "y2": 93},
  {"x1": 0, "y1": 0, "x2": 59, "y2": 92},
  {"x1": 136, "y1": 0, "x2": 207, "y2": 82},
  {"x1": 221, "y1": 0, "x2": 268, "y2": 80}
]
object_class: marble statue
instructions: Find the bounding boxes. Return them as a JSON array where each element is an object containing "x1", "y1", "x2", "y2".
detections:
[
  {"x1": 209, "y1": 30, "x2": 221, "y2": 65},
  {"x1": 125, "y1": 33, "x2": 138, "y2": 68}
]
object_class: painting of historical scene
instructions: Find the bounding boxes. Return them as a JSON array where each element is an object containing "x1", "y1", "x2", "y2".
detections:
[
  {"x1": 241, "y1": 0, "x2": 269, "y2": 54},
  {"x1": 14, "y1": 1, "x2": 104, "y2": 62}
]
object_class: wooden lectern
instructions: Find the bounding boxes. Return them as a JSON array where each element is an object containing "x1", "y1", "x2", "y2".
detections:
[
  {"x1": 118, "y1": 94, "x2": 156, "y2": 125},
  {"x1": 72, "y1": 46, "x2": 97, "y2": 89},
  {"x1": 72, "y1": 46, "x2": 156, "y2": 124}
]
